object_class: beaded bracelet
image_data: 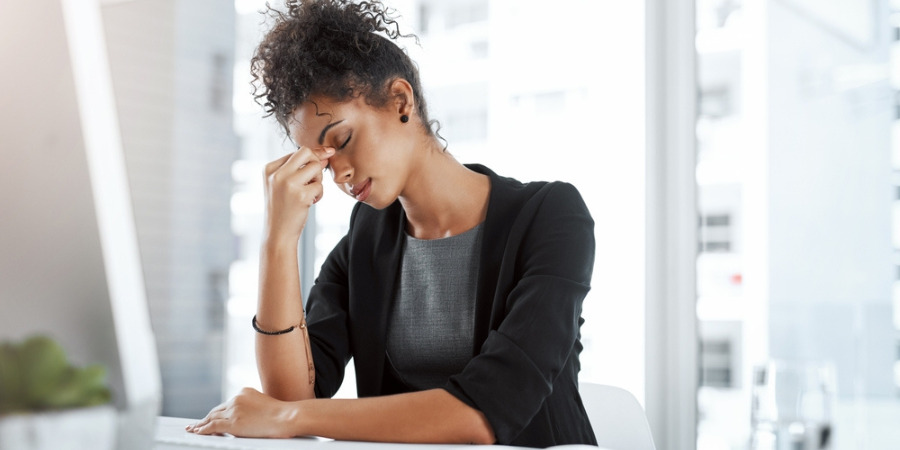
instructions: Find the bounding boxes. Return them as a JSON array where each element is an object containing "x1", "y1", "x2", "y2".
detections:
[{"x1": 251, "y1": 315, "x2": 301, "y2": 335}]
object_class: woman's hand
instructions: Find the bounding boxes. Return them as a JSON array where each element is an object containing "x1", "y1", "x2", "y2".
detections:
[
  {"x1": 263, "y1": 146, "x2": 334, "y2": 243},
  {"x1": 186, "y1": 388, "x2": 496, "y2": 444},
  {"x1": 186, "y1": 387, "x2": 301, "y2": 438}
]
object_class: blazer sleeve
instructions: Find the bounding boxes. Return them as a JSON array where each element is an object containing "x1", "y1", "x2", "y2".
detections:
[
  {"x1": 443, "y1": 182, "x2": 596, "y2": 443},
  {"x1": 305, "y1": 204, "x2": 359, "y2": 398}
]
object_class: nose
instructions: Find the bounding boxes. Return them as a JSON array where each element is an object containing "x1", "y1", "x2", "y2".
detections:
[{"x1": 328, "y1": 153, "x2": 352, "y2": 185}]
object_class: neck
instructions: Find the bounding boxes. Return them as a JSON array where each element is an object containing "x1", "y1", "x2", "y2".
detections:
[{"x1": 398, "y1": 139, "x2": 490, "y2": 240}]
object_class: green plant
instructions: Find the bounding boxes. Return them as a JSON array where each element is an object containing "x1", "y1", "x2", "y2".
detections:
[{"x1": 0, "y1": 335, "x2": 111, "y2": 415}]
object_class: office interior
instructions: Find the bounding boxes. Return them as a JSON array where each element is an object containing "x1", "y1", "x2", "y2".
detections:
[{"x1": 4, "y1": 0, "x2": 900, "y2": 449}]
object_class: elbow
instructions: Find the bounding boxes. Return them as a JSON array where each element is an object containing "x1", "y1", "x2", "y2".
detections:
[
  {"x1": 439, "y1": 389, "x2": 496, "y2": 444},
  {"x1": 470, "y1": 427, "x2": 496, "y2": 445},
  {"x1": 464, "y1": 411, "x2": 496, "y2": 445}
]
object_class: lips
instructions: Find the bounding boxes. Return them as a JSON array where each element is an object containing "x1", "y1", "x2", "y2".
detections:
[{"x1": 349, "y1": 179, "x2": 372, "y2": 202}]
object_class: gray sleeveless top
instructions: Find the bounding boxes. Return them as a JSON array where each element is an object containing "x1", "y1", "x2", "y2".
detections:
[{"x1": 385, "y1": 223, "x2": 484, "y2": 390}]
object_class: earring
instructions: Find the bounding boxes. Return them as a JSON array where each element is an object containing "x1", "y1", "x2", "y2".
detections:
[{"x1": 400, "y1": 114, "x2": 409, "y2": 123}]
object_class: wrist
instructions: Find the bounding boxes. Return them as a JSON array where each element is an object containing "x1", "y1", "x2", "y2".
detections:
[
  {"x1": 286, "y1": 400, "x2": 311, "y2": 437},
  {"x1": 261, "y1": 232, "x2": 300, "y2": 254}
]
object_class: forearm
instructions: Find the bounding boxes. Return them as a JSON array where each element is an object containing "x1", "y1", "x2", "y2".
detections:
[
  {"x1": 256, "y1": 237, "x2": 315, "y2": 401},
  {"x1": 292, "y1": 389, "x2": 495, "y2": 445}
]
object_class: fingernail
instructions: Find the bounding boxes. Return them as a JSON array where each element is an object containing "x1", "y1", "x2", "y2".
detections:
[{"x1": 324, "y1": 147, "x2": 335, "y2": 155}]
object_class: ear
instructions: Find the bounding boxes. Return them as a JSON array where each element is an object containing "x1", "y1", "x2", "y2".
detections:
[{"x1": 388, "y1": 78, "x2": 415, "y2": 117}]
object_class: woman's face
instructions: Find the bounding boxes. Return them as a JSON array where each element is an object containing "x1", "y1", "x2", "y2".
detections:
[{"x1": 287, "y1": 94, "x2": 416, "y2": 209}]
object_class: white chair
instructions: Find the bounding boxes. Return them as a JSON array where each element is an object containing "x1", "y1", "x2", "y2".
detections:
[{"x1": 578, "y1": 382, "x2": 657, "y2": 450}]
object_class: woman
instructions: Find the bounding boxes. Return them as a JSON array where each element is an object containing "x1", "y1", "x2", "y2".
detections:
[{"x1": 188, "y1": 0, "x2": 596, "y2": 446}]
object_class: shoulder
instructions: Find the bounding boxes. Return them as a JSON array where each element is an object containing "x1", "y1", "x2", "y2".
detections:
[
  {"x1": 518, "y1": 181, "x2": 593, "y2": 240},
  {"x1": 533, "y1": 181, "x2": 592, "y2": 221},
  {"x1": 474, "y1": 166, "x2": 595, "y2": 288},
  {"x1": 517, "y1": 181, "x2": 591, "y2": 225},
  {"x1": 468, "y1": 164, "x2": 592, "y2": 225}
]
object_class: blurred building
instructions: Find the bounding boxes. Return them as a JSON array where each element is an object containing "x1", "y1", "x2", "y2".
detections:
[
  {"x1": 101, "y1": 0, "x2": 238, "y2": 418},
  {"x1": 695, "y1": 0, "x2": 898, "y2": 448}
]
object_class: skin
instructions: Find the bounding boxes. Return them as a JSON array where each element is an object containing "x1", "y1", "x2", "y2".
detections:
[{"x1": 187, "y1": 79, "x2": 495, "y2": 444}]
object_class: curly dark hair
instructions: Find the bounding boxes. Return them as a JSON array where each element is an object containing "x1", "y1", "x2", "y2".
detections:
[{"x1": 251, "y1": 0, "x2": 434, "y2": 136}]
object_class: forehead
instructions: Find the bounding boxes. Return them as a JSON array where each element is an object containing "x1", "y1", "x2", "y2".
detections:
[
  {"x1": 288, "y1": 96, "x2": 366, "y2": 147},
  {"x1": 287, "y1": 97, "x2": 338, "y2": 147}
]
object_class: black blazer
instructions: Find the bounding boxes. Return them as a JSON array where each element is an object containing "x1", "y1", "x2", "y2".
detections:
[{"x1": 305, "y1": 164, "x2": 597, "y2": 447}]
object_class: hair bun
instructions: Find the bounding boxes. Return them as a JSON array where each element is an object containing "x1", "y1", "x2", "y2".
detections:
[{"x1": 250, "y1": 0, "x2": 431, "y2": 134}]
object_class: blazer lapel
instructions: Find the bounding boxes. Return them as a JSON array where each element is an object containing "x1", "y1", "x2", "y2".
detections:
[
  {"x1": 350, "y1": 201, "x2": 405, "y2": 395},
  {"x1": 467, "y1": 164, "x2": 548, "y2": 352},
  {"x1": 469, "y1": 164, "x2": 513, "y2": 351}
]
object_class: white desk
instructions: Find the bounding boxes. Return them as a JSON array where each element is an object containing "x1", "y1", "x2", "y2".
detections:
[{"x1": 154, "y1": 417, "x2": 609, "y2": 450}]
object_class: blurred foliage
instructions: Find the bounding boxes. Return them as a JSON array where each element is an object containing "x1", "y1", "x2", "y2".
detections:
[{"x1": 0, "y1": 335, "x2": 111, "y2": 415}]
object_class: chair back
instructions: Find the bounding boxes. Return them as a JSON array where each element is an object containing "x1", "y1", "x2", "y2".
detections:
[{"x1": 578, "y1": 382, "x2": 657, "y2": 450}]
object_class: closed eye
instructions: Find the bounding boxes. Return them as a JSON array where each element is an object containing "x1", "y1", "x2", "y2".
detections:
[{"x1": 324, "y1": 133, "x2": 350, "y2": 172}]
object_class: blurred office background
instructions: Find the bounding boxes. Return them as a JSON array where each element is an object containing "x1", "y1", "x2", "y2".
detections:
[{"x1": 88, "y1": 0, "x2": 899, "y2": 448}]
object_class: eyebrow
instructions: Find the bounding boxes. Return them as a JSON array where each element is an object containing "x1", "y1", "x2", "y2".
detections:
[{"x1": 318, "y1": 120, "x2": 345, "y2": 145}]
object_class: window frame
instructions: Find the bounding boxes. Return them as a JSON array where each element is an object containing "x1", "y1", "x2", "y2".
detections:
[{"x1": 645, "y1": 0, "x2": 699, "y2": 448}]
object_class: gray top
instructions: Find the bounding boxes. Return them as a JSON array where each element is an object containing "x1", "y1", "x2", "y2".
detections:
[{"x1": 385, "y1": 223, "x2": 484, "y2": 390}]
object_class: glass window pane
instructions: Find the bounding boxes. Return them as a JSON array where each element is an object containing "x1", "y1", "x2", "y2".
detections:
[
  {"x1": 695, "y1": 0, "x2": 900, "y2": 448},
  {"x1": 102, "y1": 1, "x2": 237, "y2": 418}
]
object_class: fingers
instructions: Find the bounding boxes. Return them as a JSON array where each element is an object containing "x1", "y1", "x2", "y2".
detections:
[
  {"x1": 280, "y1": 146, "x2": 335, "y2": 173},
  {"x1": 312, "y1": 187, "x2": 325, "y2": 205},
  {"x1": 188, "y1": 409, "x2": 231, "y2": 436},
  {"x1": 314, "y1": 146, "x2": 335, "y2": 169},
  {"x1": 186, "y1": 416, "x2": 213, "y2": 433},
  {"x1": 266, "y1": 152, "x2": 330, "y2": 208},
  {"x1": 263, "y1": 152, "x2": 293, "y2": 180},
  {"x1": 187, "y1": 389, "x2": 292, "y2": 439},
  {"x1": 263, "y1": 146, "x2": 333, "y2": 184},
  {"x1": 198, "y1": 403, "x2": 226, "y2": 425},
  {"x1": 185, "y1": 401, "x2": 228, "y2": 432},
  {"x1": 192, "y1": 418, "x2": 229, "y2": 436},
  {"x1": 265, "y1": 147, "x2": 333, "y2": 193}
]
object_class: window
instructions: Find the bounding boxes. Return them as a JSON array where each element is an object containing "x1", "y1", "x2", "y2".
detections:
[
  {"x1": 699, "y1": 213, "x2": 733, "y2": 254},
  {"x1": 102, "y1": 1, "x2": 237, "y2": 417},
  {"x1": 695, "y1": 1, "x2": 900, "y2": 449}
]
